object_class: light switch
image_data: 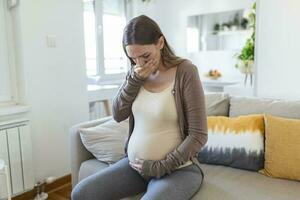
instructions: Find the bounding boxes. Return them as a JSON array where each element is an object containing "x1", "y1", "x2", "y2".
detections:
[
  {"x1": 46, "y1": 35, "x2": 57, "y2": 48},
  {"x1": 8, "y1": 0, "x2": 18, "y2": 9}
]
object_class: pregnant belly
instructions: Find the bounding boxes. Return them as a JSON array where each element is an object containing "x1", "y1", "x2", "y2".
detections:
[{"x1": 127, "y1": 131, "x2": 182, "y2": 163}]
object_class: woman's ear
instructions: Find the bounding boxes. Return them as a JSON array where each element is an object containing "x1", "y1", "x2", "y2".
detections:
[{"x1": 157, "y1": 36, "x2": 164, "y2": 50}]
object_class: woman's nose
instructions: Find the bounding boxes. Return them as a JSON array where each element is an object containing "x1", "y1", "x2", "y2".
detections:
[{"x1": 136, "y1": 58, "x2": 145, "y2": 66}]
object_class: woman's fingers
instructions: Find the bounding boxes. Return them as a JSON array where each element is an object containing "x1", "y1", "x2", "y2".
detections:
[
  {"x1": 129, "y1": 161, "x2": 142, "y2": 171},
  {"x1": 140, "y1": 61, "x2": 157, "y2": 78},
  {"x1": 132, "y1": 163, "x2": 141, "y2": 170},
  {"x1": 130, "y1": 164, "x2": 141, "y2": 172},
  {"x1": 135, "y1": 158, "x2": 144, "y2": 165},
  {"x1": 144, "y1": 60, "x2": 158, "y2": 75},
  {"x1": 143, "y1": 58, "x2": 155, "y2": 68},
  {"x1": 133, "y1": 59, "x2": 158, "y2": 79}
]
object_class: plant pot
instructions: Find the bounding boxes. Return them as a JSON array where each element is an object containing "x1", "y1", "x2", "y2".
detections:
[
  {"x1": 237, "y1": 59, "x2": 254, "y2": 74},
  {"x1": 236, "y1": 59, "x2": 254, "y2": 86}
]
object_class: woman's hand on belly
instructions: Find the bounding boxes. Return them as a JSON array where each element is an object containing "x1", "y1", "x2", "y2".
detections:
[
  {"x1": 129, "y1": 158, "x2": 144, "y2": 174},
  {"x1": 131, "y1": 157, "x2": 175, "y2": 179}
]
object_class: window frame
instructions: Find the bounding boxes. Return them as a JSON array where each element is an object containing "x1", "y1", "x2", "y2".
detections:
[
  {"x1": 0, "y1": 0, "x2": 18, "y2": 106},
  {"x1": 88, "y1": 0, "x2": 129, "y2": 83}
]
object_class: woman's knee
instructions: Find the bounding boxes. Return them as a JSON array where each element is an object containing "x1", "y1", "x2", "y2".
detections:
[
  {"x1": 71, "y1": 176, "x2": 101, "y2": 200},
  {"x1": 71, "y1": 176, "x2": 112, "y2": 200},
  {"x1": 141, "y1": 165, "x2": 203, "y2": 200}
]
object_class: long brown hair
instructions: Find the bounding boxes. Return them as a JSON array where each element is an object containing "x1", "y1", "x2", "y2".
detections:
[{"x1": 122, "y1": 15, "x2": 186, "y2": 69}]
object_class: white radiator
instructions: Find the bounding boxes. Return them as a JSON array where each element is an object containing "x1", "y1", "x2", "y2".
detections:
[{"x1": 0, "y1": 119, "x2": 34, "y2": 199}]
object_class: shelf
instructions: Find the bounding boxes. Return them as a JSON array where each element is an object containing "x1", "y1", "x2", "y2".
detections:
[
  {"x1": 0, "y1": 105, "x2": 30, "y2": 117},
  {"x1": 187, "y1": 8, "x2": 253, "y2": 52},
  {"x1": 214, "y1": 29, "x2": 252, "y2": 36}
]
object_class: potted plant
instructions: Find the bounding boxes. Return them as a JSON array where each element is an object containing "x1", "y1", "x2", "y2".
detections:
[{"x1": 235, "y1": 2, "x2": 256, "y2": 85}]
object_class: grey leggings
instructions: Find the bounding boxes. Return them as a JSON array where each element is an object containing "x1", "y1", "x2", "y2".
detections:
[{"x1": 71, "y1": 157, "x2": 203, "y2": 200}]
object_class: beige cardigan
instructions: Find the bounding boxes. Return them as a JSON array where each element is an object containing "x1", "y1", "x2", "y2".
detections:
[{"x1": 112, "y1": 59, "x2": 208, "y2": 179}]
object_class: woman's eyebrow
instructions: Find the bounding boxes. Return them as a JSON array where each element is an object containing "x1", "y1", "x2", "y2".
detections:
[{"x1": 129, "y1": 52, "x2": 149, "y2": 59}]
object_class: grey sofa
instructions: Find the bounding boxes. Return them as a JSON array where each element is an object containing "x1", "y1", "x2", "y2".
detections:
[{"x1": 69, "y1": 93, "x2": 300, "y2": 200}]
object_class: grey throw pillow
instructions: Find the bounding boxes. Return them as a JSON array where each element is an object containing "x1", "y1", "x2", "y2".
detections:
[
  {"x1": 205, "y1": 93, "x2": 230, "y2": 116},
  {"x1": 79, "y1": 119, "x2": 129, "y2": 164}
]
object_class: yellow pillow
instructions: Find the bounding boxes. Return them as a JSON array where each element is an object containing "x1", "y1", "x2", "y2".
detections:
[{"x1": 259, "y1": 114, "x2": 300, "y2": 181}]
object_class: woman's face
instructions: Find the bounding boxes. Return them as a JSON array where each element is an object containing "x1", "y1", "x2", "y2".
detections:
[{"x1": 125, "y1": 36, "x2": 164, "y2": 68}]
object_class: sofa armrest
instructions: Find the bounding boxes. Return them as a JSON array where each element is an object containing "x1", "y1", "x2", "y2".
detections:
[{"x1": 69, "y1": 116, "x2": 113, "y2": 187}]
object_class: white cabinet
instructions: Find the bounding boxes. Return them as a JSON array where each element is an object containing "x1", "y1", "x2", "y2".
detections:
[
  {"x1": 223, "y1": 83, "x2": 254, "y2": 96},
  {"x1": 201, "y1": 78, "x2": 241, "y2": 93}
]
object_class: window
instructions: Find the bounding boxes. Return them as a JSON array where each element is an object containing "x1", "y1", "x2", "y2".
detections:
[
  {"x1": 0, "y1": 1, "x2": 12, "y2": 103},
  {"x1": 83, "y1": 0, "x2": 128, "y2": 81}
]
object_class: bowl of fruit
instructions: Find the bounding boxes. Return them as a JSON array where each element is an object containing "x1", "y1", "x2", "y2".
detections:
[{"x1": 204, "y1": 69, "x2": 222, "y2": 80}]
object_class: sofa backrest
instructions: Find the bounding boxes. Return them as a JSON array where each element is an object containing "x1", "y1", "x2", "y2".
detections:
[
  {"x1": 229, "y1": 96, "x2": 300, "y2": 119},
  {"x1": 204, "y1": 93, "x2": 300, "y2": 119}
]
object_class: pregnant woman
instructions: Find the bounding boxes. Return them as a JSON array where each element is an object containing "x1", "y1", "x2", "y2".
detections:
[{"x1": 72, "y1": 15, "x2": 207, "y2": 200}]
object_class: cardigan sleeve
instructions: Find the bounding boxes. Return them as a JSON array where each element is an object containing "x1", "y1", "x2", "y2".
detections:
[
  {"x1": 112, "y1": 68, "x2": 145, "y2": 122},
  {"x1": 141, "y1": 65, "x2": 208, "y2": 178}
]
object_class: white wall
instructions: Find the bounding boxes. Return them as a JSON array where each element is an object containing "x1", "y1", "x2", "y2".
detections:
[
  {"x1": 255, "y1": 0, "x2": 300, "y2": 100},
  {"x1": 10, "y1": 0, "x2": 89, "y2": 182},
  {"x1": 131, "y1": 0, "x2": 254, "y2": 80}
]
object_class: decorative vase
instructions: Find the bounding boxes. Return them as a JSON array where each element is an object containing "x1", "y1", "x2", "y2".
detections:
[{"x1": 236, "y1": 59, "x2": 254, "y2": 86}]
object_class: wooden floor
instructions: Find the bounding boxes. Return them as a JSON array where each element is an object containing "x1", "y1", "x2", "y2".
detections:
[
  {"x1": 47, "y1": 183, "x2": 72, "y2": 200},
  {"x1": 12, "y1": 175, "x2": 72, "y2": 200}
]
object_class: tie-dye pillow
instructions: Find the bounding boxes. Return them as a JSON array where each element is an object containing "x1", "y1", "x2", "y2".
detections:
[{"x1": 198, "y1": 114, "x2": 265, "y2": 171}]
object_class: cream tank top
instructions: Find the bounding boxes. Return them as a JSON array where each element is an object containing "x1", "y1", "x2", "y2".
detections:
[{"x1": 127, "y1": 77, "x2": 193, "y2": 170}]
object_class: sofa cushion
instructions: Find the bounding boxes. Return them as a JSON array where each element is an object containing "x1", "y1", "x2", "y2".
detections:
[
  {"x1": 229, "y1": 96, "x2": 300, "y2": 119},
  {"x1": 78, "y1": 158, "x2": 144, "y2": 200},
  {"x1": 78, "y1": 159, "x2": 109, "y2": 182},
  {"x1": 192, "y1": 163, "x2": 300, "y2": 200},
  {"x1": 198, "y1": 115, "x2": 265, "y2": 171},
  {"x1": 78, "y1": 159, "x2": 300, "y2": 200},
  {"x1": 205, "y1": 93, "x2": 230, "y2": 116},
  {"x1": 259, "y1": 114, "x2": 300, "y2": 181}
]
